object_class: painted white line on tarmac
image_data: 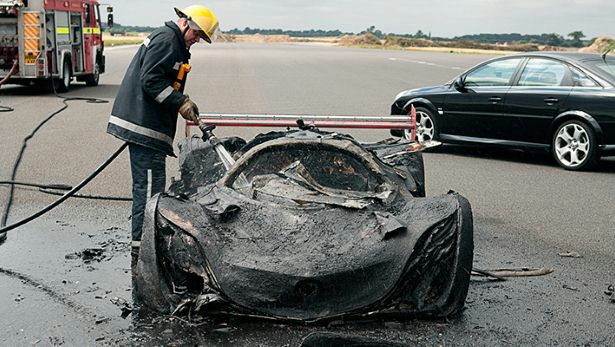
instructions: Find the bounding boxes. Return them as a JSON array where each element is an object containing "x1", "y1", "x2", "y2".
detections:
[{"x1": 388, "y1": 57, "x2": 464, "y2": 70}]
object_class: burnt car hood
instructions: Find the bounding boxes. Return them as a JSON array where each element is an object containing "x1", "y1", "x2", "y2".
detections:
[{"x1": 154, "y1": 186, "x2": 463, "y2": 321}]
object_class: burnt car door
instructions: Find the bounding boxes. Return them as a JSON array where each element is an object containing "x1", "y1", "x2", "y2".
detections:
[
  {"x1": 442, "y1": 57, "x2": 523, "y2": 139},
  {"x1": 504, "y1": 58, "x2": 573, "y2": 144}
]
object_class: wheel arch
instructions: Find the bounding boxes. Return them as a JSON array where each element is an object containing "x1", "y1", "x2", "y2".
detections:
[
  {"x1": 550, "y1": 111, "x2": 603, "y2": 145},
  {"x1": 59, "y1": 50, "x2": 73, "y2": 76},
  {"x1": 402, "y1": 97, "x2": 439, "y2": 116}
]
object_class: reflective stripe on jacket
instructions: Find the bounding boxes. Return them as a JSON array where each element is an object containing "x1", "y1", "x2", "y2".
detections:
[{"x1": 108, "y1": 21, "x2": 190, "y2": 156}]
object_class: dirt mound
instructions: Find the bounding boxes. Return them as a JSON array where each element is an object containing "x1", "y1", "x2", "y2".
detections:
[
  {"x1": 538, "y1": 45, "x2": 576, "y2": 52},
  {"x1": 232, "y1": 34, "x2": 291, "y2": 43},
  {"x1": 217, "y1": 32, "x2": 234, "y2": 42},
  {"x1": 383, "y1": 36, "x2": 539, "y2": 52},
  {"x1": 579, "y1": 36, "x2": 615, "y2": 53},
  {"x1": 338, "y1": 34, "x2": 382, "y2": 46},
  {"x1": 384, "y1": 37, "x2": 433, "y2": 48}
]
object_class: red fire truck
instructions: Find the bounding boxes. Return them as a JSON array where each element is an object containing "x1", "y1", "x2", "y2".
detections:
[{"x1": 0, "y1": 0, "x2": 111, "y2": 91}]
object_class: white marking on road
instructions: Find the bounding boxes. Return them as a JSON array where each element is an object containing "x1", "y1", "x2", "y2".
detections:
[{"x1": 389, "y1": 57, "x2": 464, "y2": 70}]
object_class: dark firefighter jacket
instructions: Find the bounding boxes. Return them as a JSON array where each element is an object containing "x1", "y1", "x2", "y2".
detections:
[{"x1": 107, "y1": 21, "x2": 190, "y2": 156}]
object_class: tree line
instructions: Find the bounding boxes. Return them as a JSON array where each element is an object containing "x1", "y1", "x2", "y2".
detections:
[{"x1": 105, "y1": 23, "x2": 594, "y2": 48}]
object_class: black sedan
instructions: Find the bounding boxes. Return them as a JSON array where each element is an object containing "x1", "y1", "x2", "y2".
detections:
[{"x1": 391, "y1": 52, "x2": 615, "y2": 170}]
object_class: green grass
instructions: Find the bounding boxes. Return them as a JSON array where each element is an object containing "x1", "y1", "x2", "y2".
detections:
[{"x1": 105, "y1": 38, "x2": 144, "y2": 46}]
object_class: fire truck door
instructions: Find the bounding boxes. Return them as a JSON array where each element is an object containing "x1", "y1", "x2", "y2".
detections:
[
  {"x1": 83, "y1": 1, "x2": 94, "y2": 73},
  {"x1": 54, "y1": 11, "x2": 71, "y2": 72},
  {"x1": 69, "y1": 10, "x2": 84, "y2": 72}
]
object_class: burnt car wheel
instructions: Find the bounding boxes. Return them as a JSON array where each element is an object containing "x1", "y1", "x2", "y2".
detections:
[
  {"x1": 552, "y1": 120, "x2": 598, "y2": 171},
  {"x1": 407, "y1": 107, "x2": 438, "y2": 143}
]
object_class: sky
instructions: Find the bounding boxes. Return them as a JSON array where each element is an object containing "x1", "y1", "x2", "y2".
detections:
[{"x1": 106, "y1": 0, "x2": 615, "y2": 39}]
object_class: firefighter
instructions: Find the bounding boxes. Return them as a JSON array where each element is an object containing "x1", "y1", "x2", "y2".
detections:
[{"x1": 107, "y1": 5, "x2": 219, "y2": 255}]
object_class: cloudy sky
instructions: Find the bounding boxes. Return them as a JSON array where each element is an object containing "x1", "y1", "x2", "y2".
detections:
[{"x1": 107, "y1": 0, "x2": 615, "y2": 39}]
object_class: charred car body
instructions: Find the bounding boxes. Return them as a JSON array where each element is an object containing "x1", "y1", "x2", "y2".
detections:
[{"x1": 135, "y1": 129, "x2": 474, "y2": 323}]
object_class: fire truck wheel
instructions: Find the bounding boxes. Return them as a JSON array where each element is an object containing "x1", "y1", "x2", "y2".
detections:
[
  {"x1": 85, "y1": 61, "x2": 100, "y2": 87},
  {"x1": 54, "y1": 59, "x2": 71, "y2": 93}
]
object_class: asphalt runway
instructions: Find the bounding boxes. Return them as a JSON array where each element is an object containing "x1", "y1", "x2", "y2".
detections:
[{"x1": 0, "y1": 42, "x2": 614, "y2": 346}]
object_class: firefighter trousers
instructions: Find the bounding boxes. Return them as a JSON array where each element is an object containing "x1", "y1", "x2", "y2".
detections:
[{"x1": 129, "y1": 143, "x2": 166, "y2": 242}]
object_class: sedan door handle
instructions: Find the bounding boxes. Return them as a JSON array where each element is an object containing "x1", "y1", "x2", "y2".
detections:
[
  {"x1": 489, "y1": 96, "x2": 502, "y2": 103},
  {"x1": 544, "y1": 97, "x2": 559, "y2": 104}
]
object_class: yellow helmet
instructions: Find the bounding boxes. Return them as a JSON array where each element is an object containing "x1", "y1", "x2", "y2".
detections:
[{"x1": 174, "y1": 5, "x2": 219, "y2": 43}]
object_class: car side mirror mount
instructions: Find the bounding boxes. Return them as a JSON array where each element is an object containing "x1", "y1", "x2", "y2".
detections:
[{"x1": 453, "y1": 76, "x2": 466, "y2": 90}]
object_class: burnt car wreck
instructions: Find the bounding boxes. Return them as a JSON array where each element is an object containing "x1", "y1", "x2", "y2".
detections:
[{"x1": 135, "y1": 129, "x2": 474, "y2": 323}]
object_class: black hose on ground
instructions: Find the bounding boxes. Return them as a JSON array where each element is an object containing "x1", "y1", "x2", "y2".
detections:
[
  {"x1": 0, "y1": 142, "x2": 128, "y2": 235},
  {"x1": 0, "y1": 181, "x2": 131, "y2": 201},
  {"x1": 0, "y1": 78, "x2": 113, "y2": 242},
  {"x1": 1, "y1": 96, "x2": 108, "y2": 228},
  {"x1": 38, "y1": 188, "x2": 132, "y2": 201},
  {"x1": 0, "y1": 181, "x2": 73, "y2": 190}
]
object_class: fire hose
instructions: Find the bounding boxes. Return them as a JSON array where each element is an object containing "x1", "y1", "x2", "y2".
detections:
[{"x1": 0, "y1": 67, "x2": 112, "y2": 241}]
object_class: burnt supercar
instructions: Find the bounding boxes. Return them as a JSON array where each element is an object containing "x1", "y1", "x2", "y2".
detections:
[{"x1": 135, "y1": 129, "x2": 474, "y2": 323}]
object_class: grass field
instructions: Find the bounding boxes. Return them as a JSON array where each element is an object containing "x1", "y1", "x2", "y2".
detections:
[{"x1": 103, "y1": 33, "x2": 146, "y2": 46}]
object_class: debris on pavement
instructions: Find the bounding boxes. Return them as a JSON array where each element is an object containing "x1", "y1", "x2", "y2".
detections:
[
  {"x1": 95, "y1": 317, "x2": 111, "y2": 325},
  {"x1": 472, "y1": 267, "x2": 554, "y2": 281},
  {"x1": 558, "y1": 251, "x2": 582, "y2": 258},
  {"x1": 471, "y1": 268, "x2": 506, "y2": 281},
  {"x1": 562, "y1": 284, "x2": 580, "y2": 292},
  {"x1": 606, "y1": 285, "x2": 615, "y2": 303},
  {"x1": 110, "y1": 297, "x2": 133, "y2": 318},
  {"x1": 64, "y1": 238, "x2": 129, "y2": 265},
  {"x1": 65, "y1": 248, "x2": 105, "y2": 262}
]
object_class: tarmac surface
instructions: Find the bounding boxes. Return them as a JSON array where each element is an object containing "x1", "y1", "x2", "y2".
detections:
[{"x1": 0, "y1": 42, "x2": 614, "y2": 346}]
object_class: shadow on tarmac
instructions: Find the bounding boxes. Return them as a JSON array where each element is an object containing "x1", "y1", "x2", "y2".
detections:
[{"x1": 428, "y1": 144, "x2": 615, "y2": 173}]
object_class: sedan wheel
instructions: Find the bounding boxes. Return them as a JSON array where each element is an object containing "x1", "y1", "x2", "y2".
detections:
[
  {"x1": 406, "y1": 107, "x2": 438, "y2": 143},
  {"x1": 552, "y1": 120, "x2": 598, "y2": 170}
]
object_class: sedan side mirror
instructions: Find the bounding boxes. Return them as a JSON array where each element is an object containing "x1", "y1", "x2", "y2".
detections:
[{"x1": 453, "y1": 76, "x2": 466, "y2": 90}]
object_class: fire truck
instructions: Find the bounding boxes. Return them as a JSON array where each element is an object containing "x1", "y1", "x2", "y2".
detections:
[{"x1": 0, "y1": 0, "x2": 110, "y2": 91}]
